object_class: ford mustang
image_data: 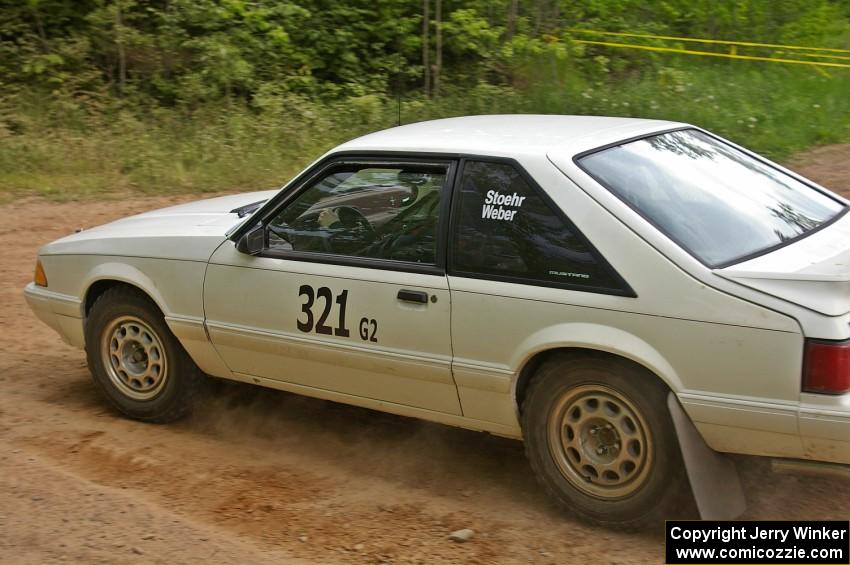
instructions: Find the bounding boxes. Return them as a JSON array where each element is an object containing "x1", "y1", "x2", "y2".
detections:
[{"x1": 25, "y1": 115, "x2": 850, "y2": 529}]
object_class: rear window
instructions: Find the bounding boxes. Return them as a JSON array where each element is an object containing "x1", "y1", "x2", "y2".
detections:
[{"x1": 577, "y1": 129, "x2": 846, "y2": 267}]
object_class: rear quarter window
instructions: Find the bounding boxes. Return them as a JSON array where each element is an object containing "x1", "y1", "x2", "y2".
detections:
[{"x1": 450, "y1": 160, "x2": 629, "y2": 294}]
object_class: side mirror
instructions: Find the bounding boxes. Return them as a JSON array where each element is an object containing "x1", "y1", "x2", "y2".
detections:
[{"x1": 236, "y1": 223, "x2": 265, "y2": 255}]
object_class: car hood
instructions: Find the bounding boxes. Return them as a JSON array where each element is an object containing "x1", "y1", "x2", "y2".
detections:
[
  {"x1": 41, "y1": 190, "x2": 277, "y2": 261},
  {"x1": 715, "y1": 211, "x2": 850, "y2": 316}
]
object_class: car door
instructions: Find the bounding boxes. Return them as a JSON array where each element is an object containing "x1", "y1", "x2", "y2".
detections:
[{"x1": 203, "y1": 157, "x2": 462, "y2": 415}]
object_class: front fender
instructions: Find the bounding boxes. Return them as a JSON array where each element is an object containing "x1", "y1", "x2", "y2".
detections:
[
  {"x1": 39, "y1": 253, "x2": 208, "y2": 340},
  {"x1": 70, "y1": 256, "x2": 230, "y2": 378},
  {"x1": 82, "y1": 262, "x2": 172, "y2": 317}
]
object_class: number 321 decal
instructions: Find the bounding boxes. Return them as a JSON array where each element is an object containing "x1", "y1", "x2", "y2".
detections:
[{"x1": 297, "y1": 285, "x2": 377, "y2": 343}]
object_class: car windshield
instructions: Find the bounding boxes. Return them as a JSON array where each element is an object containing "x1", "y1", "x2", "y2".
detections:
[{"x1": 577, "y1": 129, "x2": 846, "y2": 267}]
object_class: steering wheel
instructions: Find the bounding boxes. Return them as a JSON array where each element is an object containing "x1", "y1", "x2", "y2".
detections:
[{"x1": 333, "y1": 206, "x2": 376, "y2": 241}]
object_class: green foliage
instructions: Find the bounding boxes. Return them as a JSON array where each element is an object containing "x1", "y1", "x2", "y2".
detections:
[
  {"x1": 5, "y1": 0, "x2": 844, "y2": 104},
  {"x1": 0, "y1": 0, "x2": 849, "y2": 198},
  {"x1": 0, "y1": 0, "x2": 423, "y2": 103},
  {"x1": 0, "y1": 93, "x2": 399, "y2": 198}
]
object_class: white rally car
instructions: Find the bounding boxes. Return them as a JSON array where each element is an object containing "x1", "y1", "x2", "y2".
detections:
[{"x1": 25, "y1": 115, "x2": 850, "y2": 528}]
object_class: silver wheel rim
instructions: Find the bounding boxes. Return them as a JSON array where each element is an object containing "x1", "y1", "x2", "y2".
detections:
[
  {"x1": 100, "y1": 315, "x2": 168, "y2": 401},
  {"x1": 547, "y1": 384, "x2": 652, "y2": 499}
]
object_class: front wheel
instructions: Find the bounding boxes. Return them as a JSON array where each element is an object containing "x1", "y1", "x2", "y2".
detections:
[
  {"x1": 522, "y1": 352, "x2": 689, "y2": 530},
  {"x1": 85, "y1": 286, "x2": 202, "y2": 423}
]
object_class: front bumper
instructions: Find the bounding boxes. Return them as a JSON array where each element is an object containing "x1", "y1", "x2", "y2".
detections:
[{"x1": 23, "y1": 282, "x2": 85, "y2": 349}]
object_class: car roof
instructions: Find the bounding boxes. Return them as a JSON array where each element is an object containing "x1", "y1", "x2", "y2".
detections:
[{"x1": 333, "y1": 114, "x2": 686, "y2": 159}]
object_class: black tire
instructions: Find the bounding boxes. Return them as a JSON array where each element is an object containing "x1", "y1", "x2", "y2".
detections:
[
  {"x1": 522, "y1": 351, "x2": 689, "y2": 530},
  {"x1": 84, "y1": 285, "x2": 202, "y2": 423}
]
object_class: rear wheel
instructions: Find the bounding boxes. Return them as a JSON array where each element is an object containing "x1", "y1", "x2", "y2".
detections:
[
  {"x1": 522, "y1": 352, "x2": 688, "y2": 530},
  {"x1": 85, "y1": 286, "x2": 202, "y2": 422}
]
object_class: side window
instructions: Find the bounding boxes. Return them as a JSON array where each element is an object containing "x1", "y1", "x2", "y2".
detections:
[
  {"x1": 267, "y1": 164, "x2": 447, "y2": 264},
  {"x1": 451, "y1": 160, "x2": 624, "y2": 291}
]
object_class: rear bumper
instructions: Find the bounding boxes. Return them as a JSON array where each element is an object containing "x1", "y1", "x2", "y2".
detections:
[
  {"x1": 800, "y1": 393, "x2": 850, "y2": 464},
  {"x1": 23, "y1": 283, "x2": 85, "y2": 348},
  {"x1": 681, "y1": 392, "x2": 850, "y2": 466}
]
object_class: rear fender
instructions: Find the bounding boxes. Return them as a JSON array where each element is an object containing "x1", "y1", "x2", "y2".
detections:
[{"x1": 512, "y1": 323, "x2": 685, "y2": 397}]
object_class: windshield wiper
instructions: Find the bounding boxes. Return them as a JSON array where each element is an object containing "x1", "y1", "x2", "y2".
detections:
[{"x1": 230, "y1": 200, "x2": 267, "y2": 218}]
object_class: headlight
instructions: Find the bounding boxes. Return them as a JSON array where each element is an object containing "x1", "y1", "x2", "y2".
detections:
[{"x1": 34, "y1": 259, "x2": 48, "y2": 287}]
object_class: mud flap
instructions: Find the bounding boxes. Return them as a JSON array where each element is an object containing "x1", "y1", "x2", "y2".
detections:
[{"x1": 667, "y1": 392, "x2": 747, "y2": 520}]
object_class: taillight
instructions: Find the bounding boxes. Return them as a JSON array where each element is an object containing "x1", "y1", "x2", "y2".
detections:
[
  {"x1": 803, "y1": 339, "x2": 850, "y2": 394},
  {"x1": 34, "y1": 259, "x2": 48, "y2": 287}
]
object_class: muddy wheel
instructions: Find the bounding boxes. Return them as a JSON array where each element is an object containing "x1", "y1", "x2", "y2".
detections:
[
  {"x1": 85, "y1": 286, "x2": 202, "y2": 423},
  {"x1": 522, "y1": 352, "x2": 688, "y2": 530}
]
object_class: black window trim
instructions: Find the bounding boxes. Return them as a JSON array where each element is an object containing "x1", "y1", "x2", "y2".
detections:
[
  {"x1": 446, "y1": 156, "x2": 636, "y2": 298},
  {"x1": 572, "y1": 126, "x2": 850, "y2": 270},
  {"x1": 229, "y1": 154, "x2": 457, "y2": 276},
  {"x1": 229, "y1": 150, "x2": 635, "y2": 296}
]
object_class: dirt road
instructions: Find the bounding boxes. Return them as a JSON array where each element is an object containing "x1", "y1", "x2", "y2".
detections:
[{"x1": 2, "y1": 147, "x2": 850, "y2": 564}]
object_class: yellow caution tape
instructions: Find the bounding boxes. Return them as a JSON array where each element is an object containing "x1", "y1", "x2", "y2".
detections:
[
  {"x1": 793, "y1": 51, "x2": 850, "y2": 61},
  {"x1": 568, "y1": 29, "x2": 850, "y2": 54},
  {"x1": 573, "y1": 39, "x2": 850, "y2": 69}
]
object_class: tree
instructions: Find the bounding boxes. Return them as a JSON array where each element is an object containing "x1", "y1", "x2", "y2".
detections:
[
  {"x1": 422, "y1": 0, "x2": 430, "y2": 97},
  {"x1": 434, "y1": 0, "x2": 442, "y2": 96}
]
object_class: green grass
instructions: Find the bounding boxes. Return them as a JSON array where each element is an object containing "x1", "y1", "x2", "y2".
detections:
[
  {"x1": 0, "y1": 100, "x2": 376, "y2": 199},
  {"x1": 525, "y1": 62, "x2": 850, "y2": 160},
  {"x1": 2, "y1": 59, "x2": 849, "y2": 200}
]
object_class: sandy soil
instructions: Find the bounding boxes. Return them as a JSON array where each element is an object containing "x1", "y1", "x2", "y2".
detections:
[
  {"x1": 2, "y1": 148, "x2": 850, "y2": 564},
  {"x1": 788, "y1": 143, "x2": 850, "y2": 196}
]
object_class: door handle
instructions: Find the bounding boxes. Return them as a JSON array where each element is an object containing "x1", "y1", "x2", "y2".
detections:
[{"x1": 397, "y1": 289, "x2": 429, "y2": 304}]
